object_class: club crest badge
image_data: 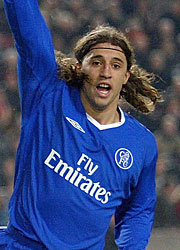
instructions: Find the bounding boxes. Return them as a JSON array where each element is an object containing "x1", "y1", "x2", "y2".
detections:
[{"x1": 115, "y1": 148, "x2": 133, "y2": 170}]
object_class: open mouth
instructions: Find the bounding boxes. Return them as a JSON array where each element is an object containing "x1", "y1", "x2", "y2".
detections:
[{"x1": 96, "y1": 83, "x2": 111, "y2": 96}]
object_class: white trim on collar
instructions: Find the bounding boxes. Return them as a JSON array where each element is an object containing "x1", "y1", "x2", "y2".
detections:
[{"x1": 86, "y1": 107, "x2": 125, "y2": 130}]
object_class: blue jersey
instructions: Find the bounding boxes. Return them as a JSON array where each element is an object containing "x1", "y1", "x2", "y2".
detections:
[{"x1": 3, "y1": 1, "x2": 158, "y2": 249}]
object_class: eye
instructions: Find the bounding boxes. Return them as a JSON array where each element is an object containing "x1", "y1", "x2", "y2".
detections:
[
  {"x1": 92, "y1": 60, "x2": 102, "y2": 66},
  {"x1": 113, "y1": 63, "x2": 121, "y2": 69}
]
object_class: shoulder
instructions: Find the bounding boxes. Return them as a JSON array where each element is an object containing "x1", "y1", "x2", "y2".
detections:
[
  {"x1": 123, "y1": 112, "x2": 158, "y2": 167},
  {"x1": 124, "y1": 112, "x2": 157, "y2": 148}
]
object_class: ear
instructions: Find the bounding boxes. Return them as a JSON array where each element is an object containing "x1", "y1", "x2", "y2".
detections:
[
  {"x1": 123, "y1": 71, "x2": 130, "y2": 85},
  {"x1": 75, "y1": 62, "x2": 82, "y2": 73}
]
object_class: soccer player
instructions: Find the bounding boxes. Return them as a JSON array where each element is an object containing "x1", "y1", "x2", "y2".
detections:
[{"x1": 0, "y1": 0, "x2": 162, "y2": 249}]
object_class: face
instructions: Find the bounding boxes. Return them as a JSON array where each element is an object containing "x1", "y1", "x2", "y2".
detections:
[{"x1": 78, "y1": 43, "x2": 130, "y2": 112}]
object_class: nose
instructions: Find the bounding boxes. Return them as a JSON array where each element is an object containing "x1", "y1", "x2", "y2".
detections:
[{"x1": 100, "y1": 63, "x2": 111, "y2": 79}]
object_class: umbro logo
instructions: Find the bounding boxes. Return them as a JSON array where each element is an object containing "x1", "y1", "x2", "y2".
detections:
[{"x1": 65, "y1": 117, "x2": 85, "y2": 133}]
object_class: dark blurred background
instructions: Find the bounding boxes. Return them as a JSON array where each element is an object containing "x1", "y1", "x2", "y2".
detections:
[{"x1": 1, "y1": 0, "x2": 180, "y2": 249}]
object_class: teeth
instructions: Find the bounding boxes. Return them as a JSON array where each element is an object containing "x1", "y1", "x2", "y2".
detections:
[{"x1": 98, "y1": 84, "x2": 109, "y2": 88}]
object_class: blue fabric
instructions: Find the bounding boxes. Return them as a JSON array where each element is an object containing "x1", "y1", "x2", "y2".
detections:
[
  {"x1": 3, "y1": 0, "x2": 158, "y2": 249},
  {"x1": 0, "y1": 226, "x2": 46, "y2": 249}
]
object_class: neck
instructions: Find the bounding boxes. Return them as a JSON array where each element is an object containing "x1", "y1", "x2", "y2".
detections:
[
  {"x1": 84, "y1": 104, "x2": 120, "y2": 125},
  {"x1": 89, "y1": 110, "x2": 120, "y2": 125},
  {"x1": 80, "y1": 90, "x2": 121, "y2": 125}
]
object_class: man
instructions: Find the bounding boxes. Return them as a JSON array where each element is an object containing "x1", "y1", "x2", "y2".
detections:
[{"x1": 0, "y1": 0, "x2": 162, "y2": 249}]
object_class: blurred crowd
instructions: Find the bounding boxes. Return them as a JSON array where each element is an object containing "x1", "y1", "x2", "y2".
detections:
[{"x1": 0, "y1": 0, "x2": 180, "y2": 246}]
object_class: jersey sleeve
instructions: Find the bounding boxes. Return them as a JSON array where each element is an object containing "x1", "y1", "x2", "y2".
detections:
[
  {"x1": 3, "y1": 0, "x2": 57, "y2": 118},
  {"x1": 114, "y1": 135, "x2": 158, "y2": 250}
]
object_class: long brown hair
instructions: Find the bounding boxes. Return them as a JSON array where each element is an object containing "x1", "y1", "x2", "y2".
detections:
[{"x1": 56, "y1": 26, "x2": 163, "y2": 114}]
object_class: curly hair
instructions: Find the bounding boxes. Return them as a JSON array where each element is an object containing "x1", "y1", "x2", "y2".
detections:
[{"x1": 55, "y1": 26, "x2": 163, "y2": 114}]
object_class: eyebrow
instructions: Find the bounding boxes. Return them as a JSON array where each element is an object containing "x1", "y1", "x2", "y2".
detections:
[{"x1": 89, "y1": 54, "x2": 124, "y2": 64}]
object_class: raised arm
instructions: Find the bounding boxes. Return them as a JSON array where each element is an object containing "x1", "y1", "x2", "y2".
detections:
[
  {"x1": 3, "y1": 0, "x2": 58, "y2": 119},
  {"x1": 115, "y1": 137, "x2": 157, "y2": 250},
  {"x1": 3, "y1": 0, "x2": 57, "y2": 80}
]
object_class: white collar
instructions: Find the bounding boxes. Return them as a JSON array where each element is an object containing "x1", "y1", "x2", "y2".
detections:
[{"x1": 86, "y1": 107, "x2": 125, "y2": 130}]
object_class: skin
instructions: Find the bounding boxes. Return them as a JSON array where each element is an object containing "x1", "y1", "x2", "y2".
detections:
[{"x1": 77, "y1": 43, "x2": 130, "y2": 125}]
